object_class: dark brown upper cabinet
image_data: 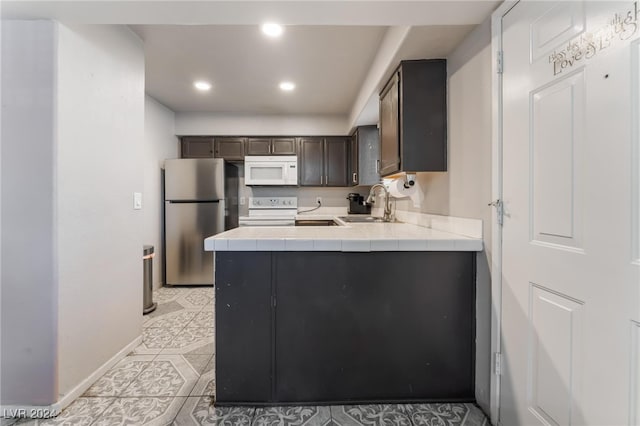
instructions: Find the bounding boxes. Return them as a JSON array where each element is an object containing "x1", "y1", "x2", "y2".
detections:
[
  {"x1": 350, "y1": 134, "x2": 358, "y2": 186},
  {"x1": 351, "y1": 125, "x2": 380, "y2": 186},
  {"x1": 299, "y1": 138, "x2": 324, "y2": 186},
  {"x1": 324, "y1": 137, "x2": 349, "y2": 186},
  {"x1": 272, "y1": 138, "x2": 297, "y2": 155},
  {"x1": 379, "y1": 59, "x2": 447, "y2": 176},
  {"x1": 181, "y1": 136, "x2": 214, "y2": 158},
  {"x1": 299, "y1": 137, "x2": 349, "y2": 187},
  {"x1": 246, "y1": 138, "x2": 271, "y2": 155},
  {"x1": 214, "y1": 137, "x2": 246, "y2": 161},
  {"x1": 246, "y1": 138, "x2": 297, "y2": 156}
]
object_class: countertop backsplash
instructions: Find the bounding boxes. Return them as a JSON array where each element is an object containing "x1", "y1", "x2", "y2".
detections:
[{"x1": 238, "y1": 175, "x2": 371, "y2": 216}]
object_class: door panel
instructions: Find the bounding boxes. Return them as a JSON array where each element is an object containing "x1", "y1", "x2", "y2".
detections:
[
  {"x1": 632, "y1": 322, "x2": 640, "y2": 425},
  {"x1": 530, "y1": 2, "x2": 585, "y2": 61},
  {"x1": 271, "y1": 138, "x2": 297, "y2": 155},
  {"x1": 633, "y1": 38, "x2": 640, "y2": 265},
  {"x1": 181, "y1": 137, "x2": 214, "y2": 158},
  {"x1": 274, "y1": 251, "x2": 475, "y2": 402},
  {"x1": 531, "y1": 71, "x2": 584, "y2": 250},
  {"x1": 379, "y1": 74, "x2": 399, "y2": 176},
  {"x1": 529, "y1": 284, "x2": 583, "y2": 425},
  {"x1": 246, "y1": 138, "x2": 271, "y2": 155},
  {"x1": 165, "y1": 201, "x2": 222, "y2": 285},
  {"x1": 214, "y1": 137, "x2": 245, "y2": 160},
  {"x1": 357, "y1": 126, "x2": 381, "y2": 186},
  {"x1": 500, "y1": 2, "x2": 639, "y2": 425},
  {"x1": 215, "y1": 252, "x2": 272, "y2": 402},
  {"x1": 325, "y1": 137, "x2": 349, "y2": 186},
  {"x1": 299, "y1": 138, "x2": 323, "y2": 186},
  {"x1": 350, "y1": 133, "x2": 359, "y2": 186}
]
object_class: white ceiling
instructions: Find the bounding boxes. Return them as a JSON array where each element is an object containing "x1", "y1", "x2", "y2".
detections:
[
  {"x1": 1, "y1": 1, "x2": 500, "y2": 26},
  {"x1": 131, "y1": 24, "x2": 476, "y2": 116},
  {"x1": 3, "y1": 0, "x2": 500, "y2": 123},
  {"x1": 130, "y1": 25, "x2": 387, "y2": 115}
]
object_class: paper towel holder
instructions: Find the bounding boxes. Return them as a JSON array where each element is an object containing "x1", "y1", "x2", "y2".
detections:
[{"x1": 403, "y1": 173, "x2": 416, "y2": 188}]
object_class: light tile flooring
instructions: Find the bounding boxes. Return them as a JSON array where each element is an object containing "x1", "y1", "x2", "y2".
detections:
[{"x1": 6, "y1": 286, "x2": 490, "y2": 426}]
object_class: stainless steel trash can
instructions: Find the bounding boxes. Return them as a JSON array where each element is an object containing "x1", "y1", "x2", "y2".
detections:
[{"x1": 143, "y1": 245, "x2": 157, "y2": 314}]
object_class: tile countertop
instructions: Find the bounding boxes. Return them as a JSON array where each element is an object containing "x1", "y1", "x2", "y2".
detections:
[{"x1": 204, "y1": 214, "x2": 483, "y2": 253}]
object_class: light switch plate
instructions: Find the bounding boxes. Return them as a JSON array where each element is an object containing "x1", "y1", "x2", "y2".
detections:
[
  {"x1": 240, "y1": 197, "x2": 246, "y2": 205},
  {"x1": 133, "y1": 192, "x2": 142, "y2": 210}
]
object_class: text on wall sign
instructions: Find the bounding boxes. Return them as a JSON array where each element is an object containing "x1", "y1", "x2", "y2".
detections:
[{"x1": 549, "y1": 1, "x2": 638, "y2": 75}]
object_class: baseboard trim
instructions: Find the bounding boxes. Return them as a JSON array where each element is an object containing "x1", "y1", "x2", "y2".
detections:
[
  {"x1": 1, "y1": 335, "x2": 142, "y2": 419},
  {"x1": 57, "y1": 335, "x2": 142, "y2": 409}
]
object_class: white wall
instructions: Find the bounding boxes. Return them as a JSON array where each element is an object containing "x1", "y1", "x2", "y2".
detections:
[
  {"x1": 144, "y1": 95, "x2": 178, "y2": 289},
  {"x1": 1, "y1": 20, "x2": 59, "y2": 406},
  {"x1": 175, "y1": 112, "x2": 349, "y2": 136},
  {"x1": 56, "y1": 23, "x2": 145, "y2": 397},
  {"x1": 448, "y1": 19, "x2": 492, "y2": 414},
  {"x1": 0, "y1": 20, "x2": 145, "y2": 407},
  {"x1": 391, "y1": 19, "x2": 493, "y2": 413}
]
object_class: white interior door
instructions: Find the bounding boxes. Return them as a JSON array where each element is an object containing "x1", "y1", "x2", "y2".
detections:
[{"x1": 499, "y1": 1, "x2": 640, "y2": 425}]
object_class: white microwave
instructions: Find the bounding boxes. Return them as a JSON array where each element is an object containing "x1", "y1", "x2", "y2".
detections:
[{"x1": 244, "y1": 156, "x2": 298, "y2": 186}]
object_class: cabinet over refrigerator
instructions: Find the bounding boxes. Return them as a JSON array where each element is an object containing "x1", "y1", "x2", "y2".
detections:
[{"x1": 164, "y1": 158, "x2": 238, "y2": 285}]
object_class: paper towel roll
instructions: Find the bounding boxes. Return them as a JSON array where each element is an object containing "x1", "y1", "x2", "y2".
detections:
[{"x1": 385, "y1": 178, "x2": 424, "y2": 208}]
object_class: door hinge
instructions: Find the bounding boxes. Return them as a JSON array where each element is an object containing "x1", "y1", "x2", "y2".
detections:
[
  {"x1": 488, "y1": 199, "x2": 504, "y2": 226},
  {"x1": 494, "y1": 352, "x2": 502, "y2": 375},
  {"x1": 496, "y1": 50, "x2": 504, "y2": 74}
]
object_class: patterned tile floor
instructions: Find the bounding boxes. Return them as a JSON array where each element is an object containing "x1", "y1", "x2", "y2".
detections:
[{"x1": 6, "y1": 286, "x2": 490, "y2": 426}]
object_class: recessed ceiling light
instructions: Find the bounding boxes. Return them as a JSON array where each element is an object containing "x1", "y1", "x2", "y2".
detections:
[
  {"x1": 279, "y1": 81, "x2": 296, "y2": 92},
  {"x1": 194, "y1": 81, "x2": 212, "y2": 91},
  {"x1": 262, "y1": 22, "x2": 284, "y2": 38}
]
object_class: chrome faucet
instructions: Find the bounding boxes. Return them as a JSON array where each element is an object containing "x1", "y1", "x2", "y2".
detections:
[{"x1": 366, "y1": 183, "x2": 393, "y2": 222}]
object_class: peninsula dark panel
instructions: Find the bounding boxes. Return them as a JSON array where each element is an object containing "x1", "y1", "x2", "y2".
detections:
[
  {"x1": 215, "y1": 252, "x2": 273, "y2": 402},
  {"x1": 214, "y1": 250, "x2": 475, "y2": 405},
  {"x1": 274, "y1": 251, "x2": 475, "y2": 403}
]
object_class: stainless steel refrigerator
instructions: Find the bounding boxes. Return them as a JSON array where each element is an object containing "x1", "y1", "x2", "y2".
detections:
[{"x1": 164, "y1": 158, "x2": 238, "y2": 285}]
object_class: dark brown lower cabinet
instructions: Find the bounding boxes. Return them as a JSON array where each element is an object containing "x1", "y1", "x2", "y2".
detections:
[{"x1": 215, "y1": 251, "x2": 475, "y2": 405}]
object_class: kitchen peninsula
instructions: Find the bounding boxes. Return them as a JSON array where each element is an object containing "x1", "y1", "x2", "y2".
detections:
[{"x1": 205, "y1": 215, "x2": 483, "y2": 405}]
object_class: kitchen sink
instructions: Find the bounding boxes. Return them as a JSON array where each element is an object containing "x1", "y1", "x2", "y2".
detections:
[
  {"x1": 295, "y1": 219, "x2": 340, "y2": 226},
  {"x1": 337, "y1": 216, "x2": 392, "y2": 223}
]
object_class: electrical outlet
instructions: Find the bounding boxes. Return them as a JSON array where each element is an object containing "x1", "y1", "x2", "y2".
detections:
[
  {"x1": 240, "y1": 197, "x2": 246, "y2": 205},
  {"x1": 316, "y1": 197, "x2": 322, "y2": 205}
]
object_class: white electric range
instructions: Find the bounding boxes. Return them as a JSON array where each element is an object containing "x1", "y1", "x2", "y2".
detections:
[{"x1": 238, "y1": 197, "x2": 298, "y2": 227}]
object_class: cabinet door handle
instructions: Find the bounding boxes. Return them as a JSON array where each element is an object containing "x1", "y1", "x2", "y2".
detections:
[
  {"x1": 352, "y1": 172, "x2": 357, "y2": 183},
  {"x1": 376, "y1": 160, "x2": 380, "y2": 173},
  {"x1": 320, "y1": 175, "x2": 323, "y2": 185}
]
